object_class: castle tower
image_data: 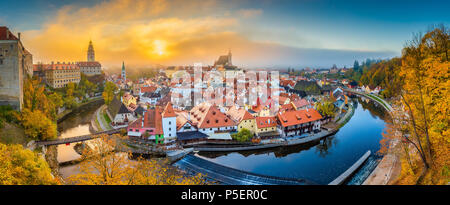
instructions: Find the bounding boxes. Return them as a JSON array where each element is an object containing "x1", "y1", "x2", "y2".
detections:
[
  {"x1": 87, "y1": 40, "x2": 95, "y2": 62},
  {"x1": 121, "y1": 61, "x2": 126, "y2": 81}
]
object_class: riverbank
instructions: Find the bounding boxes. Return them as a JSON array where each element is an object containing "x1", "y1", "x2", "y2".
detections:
[
  {"x1": 57, "y1": 97, "x2": 104, "y2": 123},
  {"x1": 355, "y1": 94, "x2": 400, "y2": 185}
]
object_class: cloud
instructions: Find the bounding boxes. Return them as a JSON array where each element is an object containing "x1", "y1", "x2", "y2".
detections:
[
  {"x1": 237, "y1": 9, "x2": 263, "y2": 18},
  {"x1": 20, "y1": 0, "x2": 397, "y2": 69}
]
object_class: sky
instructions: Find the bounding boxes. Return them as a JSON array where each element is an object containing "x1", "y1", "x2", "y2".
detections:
[{"x1": 1, "y1": 0, "x2": 449, "y2": 69}]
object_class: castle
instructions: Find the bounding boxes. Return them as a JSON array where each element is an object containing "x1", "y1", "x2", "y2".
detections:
[{"x1": 0, "y1": 26, "x2": 33, "y2": 111}]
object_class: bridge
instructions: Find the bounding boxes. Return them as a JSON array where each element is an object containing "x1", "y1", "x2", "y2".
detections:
[
  {"x1": 174, "y1": 154, "x2": 316, "y2": 185},
  {"x1": 35, "y1": 129, "x2": 121, "y2": 146}
]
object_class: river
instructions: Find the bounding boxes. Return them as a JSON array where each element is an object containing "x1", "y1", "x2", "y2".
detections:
[
  {"x1": 57, "y1": 103, "x2": 100, "y2": 179},
  {"x1": 56, "y1": 96, "x2": 390, "y2": 184},
  {"x1": 197, "y1": 97, "x2": 390, "y2": 185}
]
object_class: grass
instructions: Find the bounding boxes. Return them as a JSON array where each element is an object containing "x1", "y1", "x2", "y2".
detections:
[
  {"x1": 103, "y1": 112, "x2": 112, "y2": 124},
  {"x1": 0, "y1": 122, "x2": 29, "y2": 146},
  {"x1": 94, "y1": 116, "x2": 103, "y2": 132}
]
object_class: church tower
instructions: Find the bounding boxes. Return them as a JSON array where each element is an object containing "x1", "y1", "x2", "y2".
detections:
[
  {"x1": 87, "y1": 40, "x2": 95, "y2": 62},
  {"x1": 121, "y1": 61, "x2": 126, "y2": 81}
]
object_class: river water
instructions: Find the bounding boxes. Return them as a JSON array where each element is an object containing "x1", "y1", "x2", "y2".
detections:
[
  {"x1": 57, "y1": 96, "x2": 389, "y2": 184},
  {"x1": 198, "y1": 97, "x2": 390, "y2": 185},
  {"x1": 57, "y1": 103, "x2": 100, "y2": 179}
]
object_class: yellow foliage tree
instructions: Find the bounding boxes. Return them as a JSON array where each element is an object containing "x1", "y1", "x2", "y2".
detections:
[
  {"x1": 0, "y1": 143, "x2": 58, "y2": 185},
  {"x1": 388, "y1": 25, "x2": 450, "y2": 184},
  {"x1": 20, "y1": 109, "x2": 58, "y2": 141},
  {"x1": 67, "y1": 134, "x2": 206, "y2": 185}
]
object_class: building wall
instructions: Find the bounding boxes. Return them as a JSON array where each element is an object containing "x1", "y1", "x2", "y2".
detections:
[
  {"x1": 255, "y1": 126, "x2": 277, "y2": 135},
  {"x1": 162, "y1": 116, "x2": 177, "y2": 140},
  {"x1": 0, "y1": 40, "x2": 31, "y2": 110},
  {"x1": 238, "y1": 118, "x2": 256, "y2": 133},
  {"x1": 45, "y1": 64, "x2": 80, "y2": 88},
  {"x1": 80, "y1": 65, "x2": 101, "y2": 75},
  {"x1": 113, "y1": 113, "x2": 136, "y2": 124}
]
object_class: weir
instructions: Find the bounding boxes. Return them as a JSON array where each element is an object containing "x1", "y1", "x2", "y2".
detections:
[
  {"x1": 328, "y1": 150, "x2": 371, "y2": 185},
  {"x1": 174, "y1": 154, "x2": 316, "y2": 185}
]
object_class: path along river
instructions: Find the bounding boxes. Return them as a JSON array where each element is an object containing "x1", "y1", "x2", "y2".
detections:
[{"x1": 57, "y1": 96, "x2": 390, "y2": 184}]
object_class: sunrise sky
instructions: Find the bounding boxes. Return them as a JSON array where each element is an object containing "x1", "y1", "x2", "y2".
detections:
[{"x1": 1, "y1": 0, "x2": 449, "y2": 69}]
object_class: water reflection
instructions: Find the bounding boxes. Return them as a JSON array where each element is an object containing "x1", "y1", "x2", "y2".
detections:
[
  {"x1": 198, "y1": 98, "x2": 388, "y2": 184},
  {"x1": 57, "y1": 103, "x2": 100, "y2": 177}
]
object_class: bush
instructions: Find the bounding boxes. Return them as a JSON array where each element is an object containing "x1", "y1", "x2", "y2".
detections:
[{"x1": 231, "y1": 128, "x2": 253, "y2": 142}]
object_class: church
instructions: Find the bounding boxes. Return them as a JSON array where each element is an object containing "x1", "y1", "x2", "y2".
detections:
[
  {"x1": 214, "y1": 50, "x2": 237, "y2": 70},
  {"x1": 77, "y1": 40, "x2": 102, "y2": 76}
]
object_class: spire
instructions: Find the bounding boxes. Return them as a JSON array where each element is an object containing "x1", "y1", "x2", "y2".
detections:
[{"x1": 121, "y1": 61, "x2": 126, "y2": 81}]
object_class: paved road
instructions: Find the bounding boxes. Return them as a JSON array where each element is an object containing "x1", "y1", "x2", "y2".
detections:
[{"x1": 96, "y1": 105, "x2": 111, "y2": 131}]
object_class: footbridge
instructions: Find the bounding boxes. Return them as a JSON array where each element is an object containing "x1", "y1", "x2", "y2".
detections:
[
  {"x1": 35, "y1": 129, "x2": 121, "y2": 146},
  {"x1": 174, "y1": 154, "x2": 317, "y2": 185}
]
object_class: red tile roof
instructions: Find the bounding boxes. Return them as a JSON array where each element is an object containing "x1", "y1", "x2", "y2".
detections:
[
  {"x1": 280, "y1": 103, "x2": 295, "y2": 112},
  {"x1": 226, "y1": 106, "x2": 254, "y2": 123},
  {"x1": 128, "y1": 107, "x2": 163, "y2": 134},
  {"x1": 277, "y1": 109, "x2": 322, "y2": 128},
  {"x1": 141, "y1": 86, "x2": 157, "y2": 93},
  {"x1": 189, "y1": 102, "x2": 236, "y2": 129},
  {"x1": 162, "y1": 102, "x2": 177, "y2": 118},
  {"x1": 292, "y1": 99, "x2": 310, "y2": 109},
  {"x1": 33, "y1": 63, "x2": 79, "y2": 71},
  {"x1": 0, "y1": 27, "x2": 18, "y2": 40},
  {"x1": 255, "y1": 116, "x2": 277, "y2": 129}
]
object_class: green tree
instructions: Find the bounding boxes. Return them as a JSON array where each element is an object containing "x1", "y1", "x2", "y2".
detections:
[
  {"x1": 231, "y1": 128, "x2": 253, "y2": 142},
  {"x1": 103, "y1": 81, "x2": 118, "y2": 105}
]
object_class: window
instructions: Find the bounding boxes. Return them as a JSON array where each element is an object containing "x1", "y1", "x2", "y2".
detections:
[{"x1": 169, "y1": 121, "x2": 171, "y2": 125}]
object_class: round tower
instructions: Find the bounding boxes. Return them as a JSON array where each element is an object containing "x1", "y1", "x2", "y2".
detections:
[{"x1": 87, "y1": 40, "x2": 95, "y2": 62}]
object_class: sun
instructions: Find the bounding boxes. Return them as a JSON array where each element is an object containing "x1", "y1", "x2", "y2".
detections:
[{"x1": 153, "y1": 40, "x2": 167, "y2": 56}]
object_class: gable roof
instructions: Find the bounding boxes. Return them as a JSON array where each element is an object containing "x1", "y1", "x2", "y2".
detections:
[
  {"x1": 128, "y1": 107, "x2": 163, "y2": 134},
  {"x1": 162, "y1": 102, "x2": 177, "y2": 118},
  {"x1": 292, "y1": 99, "x2": 310, "y2": 109},
  {"x1": 277, "y1": 109, "x2": 323, "y2": 128},
  {"x1": 0, "y1": 27, "x2": 18, "y2": 40},
  {"x1": 255, "y1": 116, "x2": 277, "y2": 129},
  {"x1": 226, "y1": 106, "x2": 254, "y2": 123},
  {"x1": 189, "y1": 102, "x2": 236, "y2": 129},
  {"x1": 108, "y1": 96, "x2": 127, "y2": 117}
]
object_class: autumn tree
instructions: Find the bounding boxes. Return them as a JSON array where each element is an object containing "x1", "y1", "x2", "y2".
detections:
[
  {"x1": 0, "y1": 143, "x2": 58, "y2": 185},
  {"x1": 67, "y1": 134, "x2": 206, "y2": 185},
  {"x1": 103, "y1": 81, "x2": 118, "y2": 105},
  {"x1": 316, "y1": 99, "x2": 336, "y2": 118},
  {"x1": 382, "y1": 25, "x2": 449, "y2": 184},
  {"x1": 19, "y1": 109, "x2": 57, "y2": 141}
]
